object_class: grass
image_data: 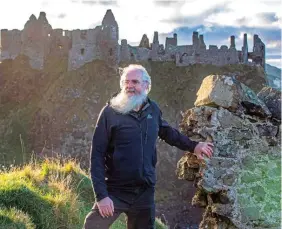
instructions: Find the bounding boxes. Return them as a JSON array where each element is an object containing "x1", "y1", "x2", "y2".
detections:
[{"x1": 0, "y1": 158, "x2": 167, "y2": 229}]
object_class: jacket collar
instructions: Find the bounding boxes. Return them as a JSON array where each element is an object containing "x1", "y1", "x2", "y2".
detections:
[{"x1": 129, "y1": 97, "x2": 152, "y2": 120}]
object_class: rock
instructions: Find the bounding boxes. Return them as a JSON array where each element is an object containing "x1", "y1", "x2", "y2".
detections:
[
  {"x1": 255, "y1": 123, "x2": 278, "y2": 137},
  {"x1": 194, "y1": 75, "x2": 241, "y2": 111},
  {"x1": 194, "y1": 75, "x2": 271, "y2": 118},
  {"x1": 211, "y1": 203, "x2": 233, "y2": 217},
  {"x1": 240, "y1": 83, "x2": 271, "y2": 118},
  {"x1": 176, "y1": 153, "x2": 201, "y2": 181},
  {"x1": 257, "y1": 86, "x2": 281, "y2": 120}
]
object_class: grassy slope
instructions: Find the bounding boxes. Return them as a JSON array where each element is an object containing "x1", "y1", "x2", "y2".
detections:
[{"x1": 0, "y1": 159, "x2": 167, "y2": 229}]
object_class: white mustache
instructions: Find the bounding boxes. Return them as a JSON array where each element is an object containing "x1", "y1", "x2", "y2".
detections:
[{"x1": 110, "y1": 90, "x2": 147, "y2": 114}]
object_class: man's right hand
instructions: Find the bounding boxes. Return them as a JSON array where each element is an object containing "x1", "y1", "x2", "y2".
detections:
[{"x1": 96, "y1": 197, "x2": 114, "y2": 218}]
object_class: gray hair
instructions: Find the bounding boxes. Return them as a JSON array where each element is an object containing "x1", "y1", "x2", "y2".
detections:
[{"x1": 119, "y1": 64, "x2": 152, "y2": 93}]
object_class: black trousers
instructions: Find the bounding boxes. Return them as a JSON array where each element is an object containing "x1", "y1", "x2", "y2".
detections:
[{"x1": 83, "y1": 186, "x2": 155, "y2": 229}]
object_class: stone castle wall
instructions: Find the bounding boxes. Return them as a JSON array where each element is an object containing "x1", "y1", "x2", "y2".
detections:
[{"x1": 0, "y1": 10, "x2": 265, "y2": 70}]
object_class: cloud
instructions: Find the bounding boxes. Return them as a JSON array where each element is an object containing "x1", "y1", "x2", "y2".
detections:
[
  {"x1": 257, "y1": 12, "x2": 279, "y2": 24},
  {"x1": 41, "y1": 1, "x2": 48, "y2": 6},
  {"x1": 266, "y1": 58, "x2": 281, "y2": 68},
  {"x1": 266, "y1": 40, "x2": 281, "y2": 49},
  {"x1": 160, "y1": 2, "x2": 231, "y2": 28},
  {"x1": 57, "y1": 13, "x2": 66, "y2": 19},
  {"x1": 80, "y1": 0, "x2": 117, "y2": 6},
  {"x1": 205, "y1": 1, "x2": 281, "y2": 29},
  {"x1": 153, "y1": 0, "x2": 183, "y2": 7}
]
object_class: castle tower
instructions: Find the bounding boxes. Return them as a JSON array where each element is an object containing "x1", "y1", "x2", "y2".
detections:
[
  {"x1": 192, "y1": 31, "x2": 199, "y2": 50},
  {"x1": 102, "y1": 9, "x2": 119, "y2": 40},
  {"x1": 165, "y1": 33, "x2": 177, "y2": 52},
  {"x1": 252, "y1": 34, "x2": 265, "y2": 69},
  {"x1": 173, "y1": 33, "x2": 177, "y2": 44},
  {"x1": 199, "y1": 34, "x2": 206, "y2": 50},
  {"x1": 242, "y1": 33, "x2": 248, "y2": 64},
  {"x1": 230, "y1": 35, "x2": 236, "y2": 49},
  {"x1": 153, "y1": 31, "x2": 159, "y2": 44},
  {"x1": 99, "y1": 9, "x2": 119, "y2": 66},
  {"x1": 151, "y1": 31, "x2": 160, "y2": 60},
  {"x1": 21, "y1": 12, "x2": 52, "y2": 69},
  {"x1": 139, "y1": 34, "x2": 150, "y2": 49},
  {"x1": 120, "y1": 39, "x2": 130, "y2": 61}
]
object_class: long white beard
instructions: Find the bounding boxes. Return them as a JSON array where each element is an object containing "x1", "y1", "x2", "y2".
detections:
[{"x1": 110, "y1": 90, "x2": 147, "y2": 114}]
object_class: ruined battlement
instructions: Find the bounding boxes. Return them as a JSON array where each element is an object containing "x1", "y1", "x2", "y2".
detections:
[{"x1": 0, "y1": 10, "x2": 265, "y2": 70}]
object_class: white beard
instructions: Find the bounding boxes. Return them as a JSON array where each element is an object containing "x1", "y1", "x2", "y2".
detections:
[{"x1": 110, "y1": 90, "x2": 147, "y2": 114}]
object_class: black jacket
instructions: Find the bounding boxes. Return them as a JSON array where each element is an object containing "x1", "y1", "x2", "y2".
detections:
[{"x1": 90, "y1": 98, "x2": 198, "y2": 201}]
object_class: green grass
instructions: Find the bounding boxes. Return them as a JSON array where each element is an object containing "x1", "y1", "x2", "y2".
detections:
[
  {"x1": 0, "y1": 207, "x2": 36, "y2": 229},
  {"x1": 0, "y1": 158, "x2": 167, "y2": 229}
]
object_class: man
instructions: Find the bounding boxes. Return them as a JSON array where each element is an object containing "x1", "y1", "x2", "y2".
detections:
[{"x1": 83, "y1": 64, "x2": 213, "y2": 229}]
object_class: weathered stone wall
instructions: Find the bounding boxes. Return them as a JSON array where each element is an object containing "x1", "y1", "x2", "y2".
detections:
[
  {"x1": 0, "y1": 10, "x2": 266, "y2": 71},
  {"x1": 177, "y1": 76, "x2": 281, "y2": 229},
  {"x1": 68, "y1": 28, "x2": 100, "y2": 70},
  {"x1": 0, "y1": 29, "x2": 22, "y2": 60}
]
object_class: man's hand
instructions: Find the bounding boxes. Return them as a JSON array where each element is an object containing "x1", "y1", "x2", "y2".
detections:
[
  {"x1": 96, "y1": 197, "x2": 114, "y2": 218},
  {"x1": 194, "y1": 142, "x2": 214, "y2": 159}
]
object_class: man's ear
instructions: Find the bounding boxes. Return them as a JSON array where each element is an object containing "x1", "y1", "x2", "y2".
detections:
[
  {"x1": 144, "y1": 81, "x2": 149, "y2": 91},
  {"x1": 118, "y1": 67, "x2": 124, "y2": 76}
]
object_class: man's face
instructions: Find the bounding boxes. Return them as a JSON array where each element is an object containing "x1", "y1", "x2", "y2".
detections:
[{"x1": 121, "y1": 69, "x2": 148, "y2": 96}]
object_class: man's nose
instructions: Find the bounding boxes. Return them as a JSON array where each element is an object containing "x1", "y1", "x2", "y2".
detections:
[{"x1": 126, "y1": 81, "x2": 135, "y2": 87}]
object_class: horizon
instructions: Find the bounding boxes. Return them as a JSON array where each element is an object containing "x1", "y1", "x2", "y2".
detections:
[{"x1": 0, "y1": 0, "x2": 281, "y2": 68}]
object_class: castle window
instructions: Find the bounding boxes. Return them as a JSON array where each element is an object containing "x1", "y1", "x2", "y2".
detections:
[
  {"x1": 58, "y1": 45, "x2": 62, "y2": 49},
  {"x1": 81, "y1": 48, "x2": 85, "y2": 55},
  {"x1": 131, "y1": 53, "x2": 134, "y2": 57},
  {"x1": 62, "y1": 31, "x2": 65, "y2": 36},
  {"x1": 109, "y1": 48, "x2": 113, "y2": 56},
  {"x1": 48, "y1": 34, "x2": 51, "y2": 37},
  {"x1": 227, "y1": 57, "x2": 230, "y2": 61}
]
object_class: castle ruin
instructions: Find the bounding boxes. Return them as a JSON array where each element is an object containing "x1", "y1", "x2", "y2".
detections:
[{"x1": 0, "y1": 10, "x2": 266, "y2": 71}]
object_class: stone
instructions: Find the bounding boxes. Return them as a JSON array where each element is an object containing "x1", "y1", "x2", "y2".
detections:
[
  {"x1": 211, "y1": 203, "x2": 233, "y2": 217},
  {"x1": 255, "y1": 123, "x2": 278, "y2": 137},
  {"x1": 222, "y1": 172, "x2": 236, "y2": 186},
  {"x1": 176, "y1": 153, "x2": 201, "y2": 181},
  {"x1": 194, "y1": 75, "x2": 271, "y2": 117},
  {"x1": 240, "y1": 83, "x2": 271, "y2": 118},
  {"x1": 194, "y1": 75, "x2": 241, "y2": 111},
  {"x1": 257, "y1": 87, "x2": 281, "y2": 120},
  {"x1": 227, "y1": 127, "x2": 253, "y2": 141}
]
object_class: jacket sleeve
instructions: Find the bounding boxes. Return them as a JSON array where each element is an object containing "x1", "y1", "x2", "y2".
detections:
[
  {"x1": 158, "y1": 110, "x2": 198, "y2": 152},
  {"x1": 90, "y1": 106, "x2": 111, "y2": 202}
]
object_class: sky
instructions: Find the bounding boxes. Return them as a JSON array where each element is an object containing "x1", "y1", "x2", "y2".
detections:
[{"x1": 0, "y1": 0, "x2": 281, "y2": 68}]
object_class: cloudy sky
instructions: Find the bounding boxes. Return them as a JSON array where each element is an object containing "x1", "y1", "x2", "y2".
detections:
[{"x1": 0, "y1": 0, "x2": 281, "y2": 68}]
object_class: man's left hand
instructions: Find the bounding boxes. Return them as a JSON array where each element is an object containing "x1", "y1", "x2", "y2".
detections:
[{"x1": 194, "y1": 142, "x2": 214, "y2": 159}]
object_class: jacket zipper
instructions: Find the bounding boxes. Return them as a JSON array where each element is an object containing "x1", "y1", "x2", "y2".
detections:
[{"x1": 139, "y1": 123, "x2": 144, "y2": 178}]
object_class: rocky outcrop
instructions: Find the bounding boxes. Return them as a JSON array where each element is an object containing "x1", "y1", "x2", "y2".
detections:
[
  {"x1": 177, "y1": 75, "x2": 280, "y2": 229},
  {"x1": 257, "y1": 86, "x2": 281, "y2": 121}
]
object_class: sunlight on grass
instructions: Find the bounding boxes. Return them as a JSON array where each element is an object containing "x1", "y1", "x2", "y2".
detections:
[{"x1": 0, "y1": 158, "x2": 168, "y2": 229}]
